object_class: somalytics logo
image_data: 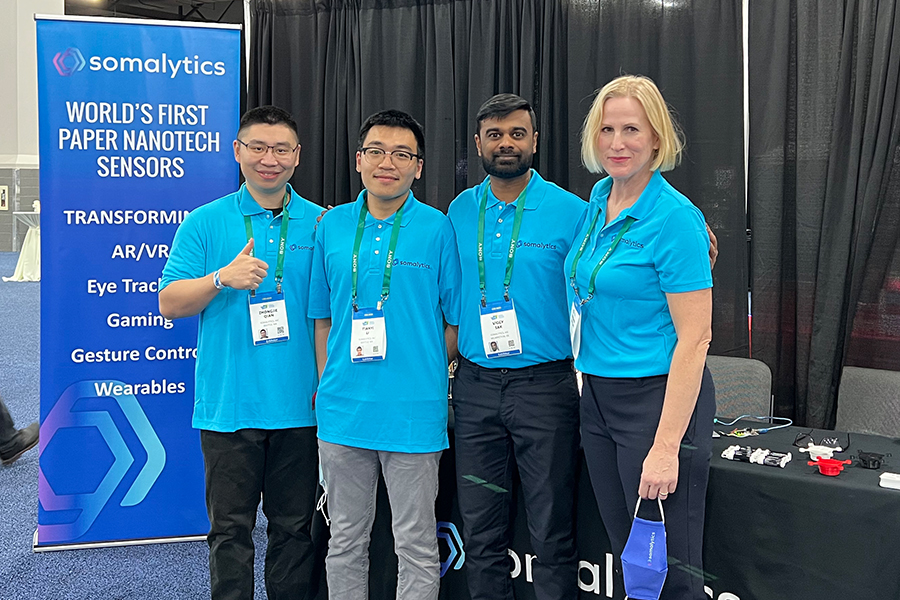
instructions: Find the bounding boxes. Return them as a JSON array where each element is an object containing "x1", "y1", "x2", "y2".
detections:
[
  {"x1": 516, "y1": 240, "x2": 558, "y2": 251},
  {"x1": 38, "y1": 380, "x2": 166, "y2": 543},
  {"x1": 391, "y1": 258, "x2": 432, "y2": 270},
  {"x1": 52, "y1": 48, "x2": 227, "y2": 78},
  {"x1": 53, "y1": 47, "x2": 86, "y2": 76}
]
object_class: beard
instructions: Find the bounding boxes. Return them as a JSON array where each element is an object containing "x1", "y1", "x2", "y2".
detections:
[{"x1": 482, "y1": 152, "x2": 532, "y2": 179}]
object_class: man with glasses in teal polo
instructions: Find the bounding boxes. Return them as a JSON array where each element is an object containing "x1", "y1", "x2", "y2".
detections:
[
  {"x1": 160, "y1": 106, "x2": 321, "y2": 600},
  {"x1": 309, "y1": 109, "x2": 460, "y2": 600}
]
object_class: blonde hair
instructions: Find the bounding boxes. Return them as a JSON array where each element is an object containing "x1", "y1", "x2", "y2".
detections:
[{"x1": 581, "y1": 75, "x2": 684, "y2": 174}]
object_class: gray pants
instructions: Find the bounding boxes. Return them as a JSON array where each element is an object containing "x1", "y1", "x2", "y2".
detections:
[{"x1": 318, "y1": 440, "x2": 442, "y2": 600}]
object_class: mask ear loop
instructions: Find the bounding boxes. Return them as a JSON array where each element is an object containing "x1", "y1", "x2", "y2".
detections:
[
  {"x1": 633, "y1": 496, "x2": 666, "y2": 524},
  {"x1": 316, "y1": 465, "x2": 331, "y2": 526}
]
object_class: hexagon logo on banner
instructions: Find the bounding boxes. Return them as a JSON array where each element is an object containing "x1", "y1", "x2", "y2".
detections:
[
  {"x1": 437, "y1": 521, "x2": 466, "y2": 576},
  {"x1": 38, "y1": 380, "x2": 166, "y2": 543}
]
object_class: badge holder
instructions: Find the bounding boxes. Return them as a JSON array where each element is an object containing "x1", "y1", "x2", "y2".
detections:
[
  {"x1": 349, "y1": 200, "x2": 400, "y2": 363},
  {"x1": 249, "y1": 290, "x2": 290, "y2": 346},
  {"x1": 479, "y1": 296, "x2": 522, "y2": 359},
  {"x1": 567, "y1": 214, "x2": 635, "y2": 361},
  {"x1": 351, "y1": 306, "x2": 386, "y2": 363},
  {"x1": 244, "y1": 201, "x2": 291, "y2": 347},
  {"x1": 569, "y1": 296, "x2": 583, "y2": 360}
]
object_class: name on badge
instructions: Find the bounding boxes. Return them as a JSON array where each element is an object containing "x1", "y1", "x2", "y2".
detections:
[
  {"x1": 351, "y1": 307, "x2": 387, "y2": 362},
  {"x1": 249, "y1": 291, "x2": 290, "y2": 346},
  {"x1": 479, "y1": 299, "x2": 523, "y2": 359}
]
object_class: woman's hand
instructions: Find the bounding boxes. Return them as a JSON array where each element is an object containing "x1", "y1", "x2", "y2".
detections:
[
  {"x1": 640, "y1": 444, "x2": 679, "y2": 500},
  {"x1": 640, "y1": 288, "x2": 712, "y2": 501},
  {"x1": 706, "y1": 224, "x2": 718, "y2": 269}
]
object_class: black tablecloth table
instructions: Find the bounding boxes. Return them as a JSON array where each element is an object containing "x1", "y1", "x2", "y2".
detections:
[
  {"x1": 704, "y1": 423, "x2": 900, "y2": 600},
  {"x1": 323, "y1": 423, "x2": 900, "y2": 599}
]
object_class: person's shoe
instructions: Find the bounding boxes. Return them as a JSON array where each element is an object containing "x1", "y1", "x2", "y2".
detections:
[{"x1": 0, "y1": 422, "x2": 39, "y2": 466}]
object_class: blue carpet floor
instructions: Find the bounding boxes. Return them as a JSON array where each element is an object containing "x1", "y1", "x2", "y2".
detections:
[{"x1": 0, "y1": 252, "x2": 270, "y2": 600}]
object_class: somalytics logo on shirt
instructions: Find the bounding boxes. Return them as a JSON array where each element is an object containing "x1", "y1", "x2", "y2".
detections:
[
  {"x1": 516, "y1": 240, "x2": 558, "y2": 251},
  {"x1": 392, "y1": 258, "x2": 432, "y2": 270}
]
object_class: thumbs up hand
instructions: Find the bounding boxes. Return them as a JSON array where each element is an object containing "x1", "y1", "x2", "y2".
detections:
[{"x1": 219, "y1": 239, "x2": 269, "y2": 290}]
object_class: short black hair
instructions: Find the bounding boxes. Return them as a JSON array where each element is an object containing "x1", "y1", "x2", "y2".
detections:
[
  {"x1": 475, "y1": 94, "x2": 537, "y2": 134},
  {"x1": 357, "y1": 110, "x2": 426, "y2": 159},
  {"x1": 238, "y1": 105, "x2": 299, "y2": 142}
]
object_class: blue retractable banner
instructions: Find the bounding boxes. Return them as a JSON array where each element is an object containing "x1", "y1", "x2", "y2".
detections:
[{"x1": 35, "y1": 16, "x2": 240, "y2": 547}]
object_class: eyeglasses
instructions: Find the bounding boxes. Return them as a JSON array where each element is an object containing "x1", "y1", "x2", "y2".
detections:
[
  {"x1": 792, "y1": 430, "x2": 851, "y2": 450},
  {"x1": 359, "y1": 147, "x2": 421, "y2": 168},
  {"x1": 236, "y1": 139, "x2": 299, "y2": 159}
]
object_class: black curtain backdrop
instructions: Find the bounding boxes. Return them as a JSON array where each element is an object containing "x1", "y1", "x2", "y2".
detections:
[
  {"x1": 749, "y1": 0, "x2": 900, "y2": 427},
  {"x1": 248, "y1": 0, "x2": 748, "y2": 358}
]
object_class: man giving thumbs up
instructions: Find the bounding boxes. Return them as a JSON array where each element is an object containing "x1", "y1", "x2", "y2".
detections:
[{"x1": 159, "y1": 106, "x2": 323, "y2": 600}]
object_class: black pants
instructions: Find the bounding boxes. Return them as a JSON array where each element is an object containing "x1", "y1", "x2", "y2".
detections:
[
  {"x1": 580, "y1": 368, "x2": 716, "y2": 600},
  {"x1": 200, "y1": 426, "x2": 320, "y2": 600},
  {"x1": 452, "y1": 357, "x2": 580, "y2": 600}
]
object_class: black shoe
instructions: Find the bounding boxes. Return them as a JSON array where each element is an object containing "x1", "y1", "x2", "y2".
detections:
[{"x1": 1, "y1": 422, "x2": 39, "y2": 466}]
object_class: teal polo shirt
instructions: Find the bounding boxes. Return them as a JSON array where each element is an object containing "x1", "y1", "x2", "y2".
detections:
[
  {"x1": 565, "y1": 170, "x2": 712, "y2": 377},
  {"x1": 161, "y1": 183, "x2": 320, "y2": 432},
  {"x1": 308, "y1": 191, "x2": 461, "y2": 453},
  {"x1": 448, "y1": 170, "x2": 587, "y2": 368}
]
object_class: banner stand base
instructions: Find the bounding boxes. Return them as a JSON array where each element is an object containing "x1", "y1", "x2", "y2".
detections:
[{"x1": 33, "y1": 529, "x2": 207, "y2": 553}]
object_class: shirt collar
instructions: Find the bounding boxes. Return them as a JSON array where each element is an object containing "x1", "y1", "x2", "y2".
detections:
[
  {"x1": 238, "y1": 184, "x2": 307, "y2": 220},
  {"x1": 354, "y1": 189, "x2": 417, "y2": 227},
  {"x1": 479, "y1": 169, "x2": 545, "y2": 211},
  {"x1": 590, "y1": 170, "x2": 664, "y2": 222}
]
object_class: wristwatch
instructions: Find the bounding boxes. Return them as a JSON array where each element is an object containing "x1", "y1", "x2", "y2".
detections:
[{"x1": 213, "y1": 269, "x2": 225, "y2": 290}]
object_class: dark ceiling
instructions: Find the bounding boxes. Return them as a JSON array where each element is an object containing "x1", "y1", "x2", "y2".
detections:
[{"x1": 65, "y1": 0, "x2": 243, "y2": 24}]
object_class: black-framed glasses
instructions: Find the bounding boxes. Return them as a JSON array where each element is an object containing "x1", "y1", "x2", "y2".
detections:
[
  {"x1": 236, "y1": 139, "x2": 299, "y2": 159},
  {"x1": 793, "y1": 430, "x2": 851, "y2": 451},
  {"x1": 359, "y1": 147, "x2": 421, "y2": 168}
]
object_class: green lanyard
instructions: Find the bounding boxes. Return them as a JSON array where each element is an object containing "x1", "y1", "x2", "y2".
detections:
[
  {"x1": 351, "y1": 194, "x2": 404, "y2": 311},
  {"x1": 477, "y1": 178, "x2": 527, "y2": 305},
  {"x1": 569, "y1": 208, "x2": 635, "y2": 304},
  {"x1": 243, "y1": 189, "x2": 291, "y2": 295}
]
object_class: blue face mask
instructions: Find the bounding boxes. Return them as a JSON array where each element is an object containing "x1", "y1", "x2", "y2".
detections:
[{"x1": 622, "y1": 497, "x2": 668, "y2": 600}]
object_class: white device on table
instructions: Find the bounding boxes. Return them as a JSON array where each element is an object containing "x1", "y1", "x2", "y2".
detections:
[
  {"x1": 879, "y1": 472, "x2": 900, "y2": 490},
  {"x1": 798, "y1": 443, "x2": 842, "y2": 461}
]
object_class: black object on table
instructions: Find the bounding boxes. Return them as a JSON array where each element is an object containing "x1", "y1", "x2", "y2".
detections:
[{"x1": 704, "y1": 422, "x2": 900, "y2": 600}]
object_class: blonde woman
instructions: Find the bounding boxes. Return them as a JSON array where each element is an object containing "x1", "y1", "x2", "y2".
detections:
[{"x1": 566, "y1": 75, "x2": 714, "y2": 599}]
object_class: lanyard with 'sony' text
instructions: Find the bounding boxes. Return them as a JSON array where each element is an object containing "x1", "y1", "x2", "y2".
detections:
[
  {"x1": 477, "y1": 179, "x2": 527, "y2": 306},
  {"x1": 569, "y1": 208, "x2": 635, "y2": 305},
  {"x1": 243, "y1": 188, "x2": 290, "y2": 296},
  {"x1": 351, "y1": 195, "x2": 404, "y2": 311}
]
